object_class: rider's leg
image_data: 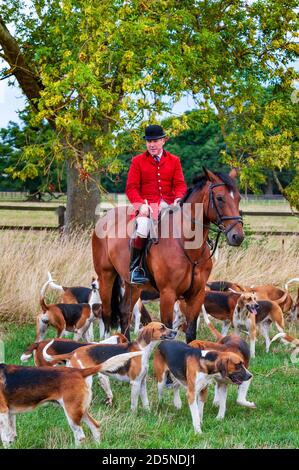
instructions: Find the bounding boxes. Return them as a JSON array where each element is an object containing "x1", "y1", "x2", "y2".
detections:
[{"x1": 130, "y1": 216, "x2": 150, "y2": 285}]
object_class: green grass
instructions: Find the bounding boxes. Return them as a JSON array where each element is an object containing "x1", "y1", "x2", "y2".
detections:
[
  {"x1": 0, "y1": 209, "x2": 58, "y2": 227},
  {"x1": 0, "y1": 319, "x2": 298, "y2": 449},
  {"x1": 243, "y1": 215, "x2": 299, "y2": 232}
]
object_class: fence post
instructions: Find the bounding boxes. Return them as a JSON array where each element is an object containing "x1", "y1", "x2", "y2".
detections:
[{"x1": 57, "y1": 206, "x2": 66, "y2": 231}]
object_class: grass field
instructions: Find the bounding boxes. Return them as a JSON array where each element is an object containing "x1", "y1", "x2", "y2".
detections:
[
  {"x1": 0, "y1": 318, "x2": 298, "y2": 449},
  {"x1": 0, "y1": 198, "x2": 298, "y2": 232},
  {"x1": 0, "y1": 209, "x2": 58, "y2": 227},
  {"x1": 0, "y1": 325, "x2": 298, "y2": 450},
  {"x1": 0, "y1": 206, "x2": 298, "y2": 449}
]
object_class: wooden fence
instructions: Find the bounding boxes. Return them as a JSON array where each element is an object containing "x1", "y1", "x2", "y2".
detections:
[{"x1": 0, "y1": 203, "x2": 298, "y2": 236}]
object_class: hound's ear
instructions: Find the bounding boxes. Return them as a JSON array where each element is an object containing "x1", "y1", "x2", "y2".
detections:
[
  {"x1": 218, "y1": 358, "x2": 228, "y2": 378},
  {"x1": 140, "y1": 326, "x2": 152, "y2": 344},
  {"x1": 202, "y1": 167, "x2": 218, "y2": 183},
  {"x1": 229, "y1": 168, "x2": 238, "y2": 179}
]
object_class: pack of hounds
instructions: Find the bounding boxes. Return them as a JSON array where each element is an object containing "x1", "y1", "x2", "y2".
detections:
[{"x1": 1, "y1": 272, "x2": 298, "y2": 447}]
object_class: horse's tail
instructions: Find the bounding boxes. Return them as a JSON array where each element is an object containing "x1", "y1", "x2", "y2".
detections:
[{"x1": 110, "y1": 274, "x2": 123, "y2": 329}]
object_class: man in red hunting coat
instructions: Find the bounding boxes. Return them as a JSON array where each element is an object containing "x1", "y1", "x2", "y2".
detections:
[{"x1": 126, "y1": 124, "x2": 187, "y2": 284}]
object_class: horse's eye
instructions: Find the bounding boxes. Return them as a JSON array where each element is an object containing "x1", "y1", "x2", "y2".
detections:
[{"x1": 216, "y1": 195, "x2": 224, "y2": 202}]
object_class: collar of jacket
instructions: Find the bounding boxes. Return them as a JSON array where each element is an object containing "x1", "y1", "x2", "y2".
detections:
[{"x1": 145, "y1": 150, "x2": 167, "y2": 166}]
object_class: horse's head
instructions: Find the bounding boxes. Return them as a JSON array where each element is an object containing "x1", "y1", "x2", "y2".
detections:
[{"x1": 201, "y1": 168, "x2": 244, "y2": 246}]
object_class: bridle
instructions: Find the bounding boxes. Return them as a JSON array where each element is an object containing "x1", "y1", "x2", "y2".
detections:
[
  {"x1": 175, "y1": 181, "x2": 244, "y2": 288},
  {"x1": 153, "y1": 180, "x2": 244, "y2": 297},
  {"x1": 205, "y1": 182, "x2": 243, "y2": 236}
]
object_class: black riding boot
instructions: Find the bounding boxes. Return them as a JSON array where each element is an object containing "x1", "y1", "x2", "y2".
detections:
[{"x1": 129, "y1": 240, "x2": 149, "y2": 285}]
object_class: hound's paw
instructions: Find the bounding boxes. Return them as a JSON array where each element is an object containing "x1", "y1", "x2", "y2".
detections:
[
  {"x1": 216, "y1": 414, "x2": 225, "y2": 420},
  {"x1": 194, "y1": 427, "x2": 202, "y2": 434},
  {"x1": 237, "y1": 400, "x2": 256, "y2": 408},
  {"x1": 105, "y1": 398, "x2": 113, "y2": 407},
  {"x1": 174, "y1": 400, "x2": 182, "y2": 410}
]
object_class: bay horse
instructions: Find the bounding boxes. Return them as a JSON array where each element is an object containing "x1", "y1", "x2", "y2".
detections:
[{"x1": 92, "y1": 169, "x2": 244, "y2": 343}]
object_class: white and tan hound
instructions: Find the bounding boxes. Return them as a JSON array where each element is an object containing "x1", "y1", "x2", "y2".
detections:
[{"x1": 43, "y1": 322, "x2": 176, "y2": 410}]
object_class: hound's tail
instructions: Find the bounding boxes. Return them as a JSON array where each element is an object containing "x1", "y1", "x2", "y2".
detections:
[
  {"x1": 201, "y1": 305, "x2": 223, "y2": 340},
  {"x1": 285, "y1": 278, "x2": 299, "y2": 291},
  {"x1": 47, "y1": 271, "x2": 64, "y2": 293},
  {"x1": 42, "y1": 339, "x2": 143, "y2": 370},
  {"x1": 40, "y1": 279, "x2": 52, "y2": 312},
  {"x1": 275, "y1": 291, "x2": 288, "y2": 305},
  {"x1": 20, "y1": 342, "x2": 39, "y2": 362},
  {"x1": 270, "y1": 323, "x2": 299, "y2": 348},
  {"x1": 42, "y1": 339, "x2": 73, "y2": 364},
  {"x1": 79, "y1": 351, "x2": 143, "y2": 378}
]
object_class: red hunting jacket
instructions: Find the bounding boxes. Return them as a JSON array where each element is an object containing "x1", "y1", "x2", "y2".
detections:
[{"x1": 126, "y1": 150, "x2": 187, "y2": 219}]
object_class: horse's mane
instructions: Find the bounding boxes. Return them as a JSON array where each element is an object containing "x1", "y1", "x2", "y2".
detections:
[{"x1": 181, "y1": 172, "x2": 236, "y2": 203}]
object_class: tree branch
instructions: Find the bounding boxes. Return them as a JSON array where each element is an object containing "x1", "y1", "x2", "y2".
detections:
[{"x1": 0, "y1": 16, "x2": 42, "y2": 109}]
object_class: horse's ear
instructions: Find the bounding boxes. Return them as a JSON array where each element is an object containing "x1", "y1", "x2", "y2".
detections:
[
  {"x1": 229, "y1": 168, "x2": 238, "y2": 179},
  {"x1": 202, "y1": 167, "x2": 218, "y2": 182}
]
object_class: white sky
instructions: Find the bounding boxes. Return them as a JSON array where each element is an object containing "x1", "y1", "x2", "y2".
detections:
[
  {"x1": 0, "y1": 80, "x2": 27, "y2": 128},
  {"x1": 0, "y1": 78, "x2": 196, "y2": 128}
]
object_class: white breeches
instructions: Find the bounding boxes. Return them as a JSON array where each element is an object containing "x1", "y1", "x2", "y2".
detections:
[{"x1": 136, "y1": 216, "x2": 151, "y2": 238}]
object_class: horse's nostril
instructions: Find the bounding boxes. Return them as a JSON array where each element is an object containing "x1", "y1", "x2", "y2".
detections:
[{"x1": 232, "y1": 232, "x2": 244, "y2": 243}]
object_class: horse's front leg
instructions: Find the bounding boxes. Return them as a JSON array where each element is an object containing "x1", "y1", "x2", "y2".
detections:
[
  {"x1": 159, "y1": 289, "x2": 177, "y2": 329},
  {"x1": 184, "y1": 292, "x2": 206, "y2": 343}
]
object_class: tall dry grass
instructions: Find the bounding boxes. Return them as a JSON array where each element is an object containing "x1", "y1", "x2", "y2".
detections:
[
  {"x1": 0, "y1": 230, "x2": 94, "y2": 323},
  {"x1": 212, "y1": 236, "x2": 299, "y2": 289},
  {"x1": 0, "y1": 229, "x2": 298, "y2": 323}
]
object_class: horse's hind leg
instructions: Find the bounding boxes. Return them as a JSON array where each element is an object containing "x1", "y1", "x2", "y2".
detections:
[
  {"x1": 120, "y1": 284, "x2": 141, "y2": 340},
  {"x1": 159, "y1": 289, "x2": 177, "y2": 329},
  {"x1": 99, "y1": 271, "x2": 117, "y2": 336}
]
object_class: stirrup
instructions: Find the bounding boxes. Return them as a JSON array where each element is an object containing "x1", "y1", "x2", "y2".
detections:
[{"x1": 130, "y1": 266, "x2": 149, "y2": 285}]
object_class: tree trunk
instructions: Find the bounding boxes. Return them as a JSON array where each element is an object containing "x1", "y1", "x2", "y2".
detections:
[
  {"x1": 65, "y1": 160, "x2": 100, "y2": 233},
  {"x1": 265, "y1": 175, "x2": 274, "y2": 195},
  {"x1": 0, "y1": 18, "x2": 101, "y2": 232},
  {"x1": 0, "y1": 18, "x2": 42, "y2": 107}
]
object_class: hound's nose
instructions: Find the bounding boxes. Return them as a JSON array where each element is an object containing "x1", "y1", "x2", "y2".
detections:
[{"x1": 245, "y1": 371, "x2": 252, "y2": 381}]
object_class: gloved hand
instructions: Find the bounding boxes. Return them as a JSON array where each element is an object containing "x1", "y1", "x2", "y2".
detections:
[
  {"x1": 173, "y1": 198, "x2": 181, "y2": 206},
  {"x1": 138, "y1": 200, "x2": 153, "y2": 216}
]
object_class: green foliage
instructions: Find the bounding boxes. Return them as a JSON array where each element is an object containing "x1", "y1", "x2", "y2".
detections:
[
  {"x1": 0, "y1": 0, "x2": 298, "y2": 205},
  {"x1": 0, "y1": 111, "x2": 66, "y2": 192}
]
